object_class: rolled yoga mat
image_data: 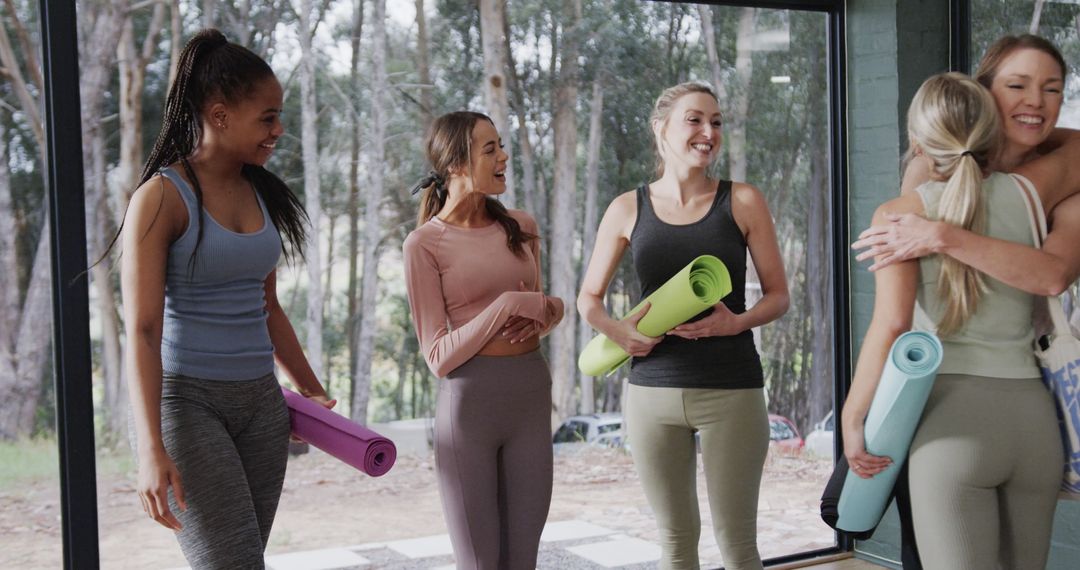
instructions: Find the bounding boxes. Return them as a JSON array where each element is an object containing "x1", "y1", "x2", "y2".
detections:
[
  {"x1": 577, "y1": 255, "x2": 731, "y2": 376},
  {"x1": 281, "y1": 387, "x2": 397, "y2": 477},
  {"x1": 827, "y1": 331, "x2": 943, "y2": 534}
]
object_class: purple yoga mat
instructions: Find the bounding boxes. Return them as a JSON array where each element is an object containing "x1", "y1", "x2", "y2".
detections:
[{"x1": 281, "y1": 387, "x2": 397, "y2": 477}]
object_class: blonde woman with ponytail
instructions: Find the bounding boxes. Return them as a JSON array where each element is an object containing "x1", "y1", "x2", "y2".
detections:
[
  {"x1": 403, "y1": 111, "x2": 563, "y2": 569},
  {"x1": 842, "y1": 72, "x2": 1080, "y2": 569}
]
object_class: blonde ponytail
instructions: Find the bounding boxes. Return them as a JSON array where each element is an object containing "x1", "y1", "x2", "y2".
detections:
[{"x1": 906, "y1": 72, "x2": 1001, "y2": 336}]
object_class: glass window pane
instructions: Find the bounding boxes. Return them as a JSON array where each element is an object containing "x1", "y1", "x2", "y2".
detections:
[
  {"x1": 70, "y1": 1, "x2": 841, "y2": 567},
  {"x1": 0, "y1": 2, "x2": 61, "y2": 568}
]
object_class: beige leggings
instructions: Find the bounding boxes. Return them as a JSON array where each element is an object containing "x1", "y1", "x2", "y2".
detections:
[
  {"x1": 909, "y1": 374, "x2": 1063, "y2": 570},
  {"x1": 625, "y1": 384, "x2": 769, "y2": 570}
]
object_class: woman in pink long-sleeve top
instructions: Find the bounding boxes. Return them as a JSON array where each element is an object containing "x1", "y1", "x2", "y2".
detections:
[{"x1": 403, "y1": 111, "x2": 564, "y2": 570}]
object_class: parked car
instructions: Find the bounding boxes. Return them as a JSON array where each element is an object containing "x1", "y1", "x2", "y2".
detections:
[
  {"x1": 804, "y1": 411, "x2": 834, "y2": 459},
  {"x1": 553, "y1": 413, "x2": 623, "y2": 445},
  {"x1": 768, "y1": 414, "x2": 804, "y2": 452}
]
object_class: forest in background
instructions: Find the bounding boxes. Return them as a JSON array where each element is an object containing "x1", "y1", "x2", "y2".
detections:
[{"x1": 3, "y1": 0, "x2": 1074, "y2": 448}]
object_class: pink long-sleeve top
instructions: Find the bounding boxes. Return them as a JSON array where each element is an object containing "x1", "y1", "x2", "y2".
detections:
[{"x1": 403, "y1": 210, "x2": 547, "y2": 378}]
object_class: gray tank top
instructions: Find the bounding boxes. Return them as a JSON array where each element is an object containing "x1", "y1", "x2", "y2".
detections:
[
  {"x1": 628, "y1": 181, "x2": 764, "y2": 389},
  {"x1": 159, "y1": 167, "x2": 282, "y2": 381}
]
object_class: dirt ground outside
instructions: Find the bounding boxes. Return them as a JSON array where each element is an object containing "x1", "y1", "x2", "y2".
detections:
[{"x1": 0, "y1": 445, "x2": 837, "y2": 569}]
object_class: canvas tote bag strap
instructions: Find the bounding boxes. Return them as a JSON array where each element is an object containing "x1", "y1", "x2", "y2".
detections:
[{"x1": 1010, "y1": 173, "x2": 1072, "y2": 337}]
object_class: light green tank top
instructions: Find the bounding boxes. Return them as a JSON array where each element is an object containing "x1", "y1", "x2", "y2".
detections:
[{"x1": 913, "y1": 172, "x2": 1040, "y2": 379}]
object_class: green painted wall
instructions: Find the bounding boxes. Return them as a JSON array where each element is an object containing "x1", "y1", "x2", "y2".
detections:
[{"x1": 845, "y1": 1, "x2": 1080, "y2": 568}]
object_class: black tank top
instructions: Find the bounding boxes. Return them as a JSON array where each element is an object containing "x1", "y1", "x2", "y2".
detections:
[{"x1": 628, "y1": 180, "x2": 764, "y2": 389}]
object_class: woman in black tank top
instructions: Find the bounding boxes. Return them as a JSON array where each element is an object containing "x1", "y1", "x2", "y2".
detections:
[{"x1": 578, "y1": 82, "x2": 789, "y2": 570}]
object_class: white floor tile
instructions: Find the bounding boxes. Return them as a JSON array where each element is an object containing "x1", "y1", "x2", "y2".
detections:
[
  {"x1": 265, "y1": 548, "x2": 370, "y2": 570},
  {"x1": 386, "y1": 534, "x2": 454, "y2": 558},
  {"x1": 567, "y1": 537, "x2": 662, "y2": 568},
  {"x1": 539, "y1": 520, "x2": 615, "y2": 542}
]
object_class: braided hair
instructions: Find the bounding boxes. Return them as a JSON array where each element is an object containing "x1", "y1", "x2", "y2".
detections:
[
  {"x1": 104, "y1": 28, "x2": 307, "y2": 268},
  {"x1": 413, "y1": 111, "x2": 536, "y2": 257}
]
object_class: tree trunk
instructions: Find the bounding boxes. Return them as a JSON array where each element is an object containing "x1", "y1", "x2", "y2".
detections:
[
  {"x1": 352, "y1": 0, "x2": 389, "y2": 426},
  {"x1": 323, "y1": 214, "x2": 335, "y2": 379},
  {"x1": 0, "y1": 9, "x2": 44, "y2": 152},
  {"x1": 347, "y1": 0, "x2": 364, "y2": 402},
  {"x1": 0, "y1": 228, "x2": 52, "y2": 439},
  {"x1": 479, "y1": 0, "x2": 515, "y2": 207},
  {"x1": 805, "y1": 48, "x2": 832, "y2": 434},
  {"x1": 728, "y1": 7, "x2": 757, "y2": 183},
  {"x1": 502, "y1": 4, "x2": 540, "y2": 237},
  {"x1": 169, "y1": 0, "x2": 182, "y2": 87},
  {"x1": 0, "y1": 115, "x2": 15, "y2": 353},
  {"x1": 299, "y1": 0, "x2": 324, "y2": 381},
  {"x1": 1030, "y1": 0, "x2": 1046, "y2": 34},
  {"x1": 415, "y1": 0, "x2": 433, "y2": 130},
  {"x1": 696, "y1": 5, "x2": 730, "y2": 116},
  {"x1": 202, "y1": 0, "x2": 215, "y2": 29},
  {"x1": 549, "y1": 0, "x2": 582, "y2": 423},
  {"x1": 576, "y1": 80, "x2": 603, "y2": 415}
]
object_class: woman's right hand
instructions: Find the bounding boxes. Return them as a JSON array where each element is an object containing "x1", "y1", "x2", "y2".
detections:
[
  {"x1": 608, "y1": 302, "x2": 662, "y2": 357},
  {"x1": 137, "y1": 447, "x2": 186, "y2": 531},
  {"x1": 842, "y1": 423, "x2": 892, "y2": 479}
]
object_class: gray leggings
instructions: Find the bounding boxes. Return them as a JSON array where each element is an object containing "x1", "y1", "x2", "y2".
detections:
[
  {"x1": 625, "y1": 384, "x2": 769, "y2": 570},
  {"x1": 155, "y1": 373, "x2": 291, "y2": 570},
  {"x1": 435, "y1": 349, "x2": 553, "y2": 570},
  {"x1": 909, "y1": 374, "x2": 1063, "y2": 570}
]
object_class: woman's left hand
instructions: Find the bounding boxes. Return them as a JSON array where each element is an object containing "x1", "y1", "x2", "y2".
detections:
[
  {"x1": 291, "y1": 393, "x2": 336, "y2": 443},
  {"x1": 667, "y1": 302, "x2": 742, "y2": 340},
  {"x1": 307, "y1": 393, "x2": 336, "y2": 410}
]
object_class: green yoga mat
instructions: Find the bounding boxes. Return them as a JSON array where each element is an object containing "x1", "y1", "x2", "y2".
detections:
[
  {"x1": 578, "y1": 255, "x2": 732, "y2": 376},
  {"x1": 835, "y1": 330, "x2": 943, "y2": 532}
]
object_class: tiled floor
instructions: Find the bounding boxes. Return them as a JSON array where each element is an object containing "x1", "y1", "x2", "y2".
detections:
[{"x1": 165, "y1": 520, "x2": 886, "y2": 570}]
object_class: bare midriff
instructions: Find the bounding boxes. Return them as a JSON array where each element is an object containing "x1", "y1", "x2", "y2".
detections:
[{"x1": 478, "y1": 335, "x2": 540, "y2": 356}]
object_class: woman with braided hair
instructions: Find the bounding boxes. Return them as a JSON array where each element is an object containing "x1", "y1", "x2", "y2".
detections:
[
  {"x1": 119, "y1": 29, "x2": 332, "y2": 568},
  {"x1": 403, "y1": 111, "x2": 564, "y2": 569}
]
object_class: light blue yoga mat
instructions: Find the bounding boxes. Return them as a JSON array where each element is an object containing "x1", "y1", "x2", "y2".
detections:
[{"x1": 836, "y1": 330, "x2": 943, "y2": 533}]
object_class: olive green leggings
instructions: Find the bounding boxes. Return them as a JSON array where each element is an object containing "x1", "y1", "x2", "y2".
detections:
[
  {"x1": 909, "y1": 374, "x2": 1063, "y2": 570},
  {"x1": 625, "y1": 384, "x2": 769, "y2": 570}
]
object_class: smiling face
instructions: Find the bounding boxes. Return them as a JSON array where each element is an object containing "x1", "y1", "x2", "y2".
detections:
[
  {"x1": 654, "y1": 92, "x2": 722, "y2": 172},
  {"x1": 212, "y1": 76, "x2": 285, "y2": 166},
  {"x1": 987, "y1": 48, "x2": 1064, "y2": 155},
  {"x1": 459, "y1": 119, "x2": 508, "y2": 195}
]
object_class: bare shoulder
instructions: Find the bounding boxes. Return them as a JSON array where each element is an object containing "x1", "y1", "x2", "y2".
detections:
[
  {"x1": 600, "y1": 189, "x2": 640, "y2": 239},
  {"x1": 126, "y1": 173, "x2": 186, "y2": 240},
  {"x1": 873, "y1": 194, "x2": 923, "y2": 224},
  {"x1": 604, "y1": 189, "x2": 639, "y2": 221},
  {"x1": 730, "y1": 181, "x2": 768, "y2": 209},
  {"x1": 1049, "y1": 191, "x2": 1080, "y2": 225}
]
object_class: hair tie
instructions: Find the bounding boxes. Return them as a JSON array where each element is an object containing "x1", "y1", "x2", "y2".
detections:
[
  {"x1": 410, "y1": 170, "x2": 446, "y2": 196},
  {"x1": 960, "y1": 150, "x2": 975, "y2": 158}
]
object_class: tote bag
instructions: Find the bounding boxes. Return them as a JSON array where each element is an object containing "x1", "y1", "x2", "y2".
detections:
[{"x1": 1013, "y1": 173, "x2": 1080, "y2": 498}]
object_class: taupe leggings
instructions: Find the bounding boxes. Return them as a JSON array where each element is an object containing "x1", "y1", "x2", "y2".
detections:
[
  {"x1": 435, "y1": 349, "x2": 553, "y2": 570},
  {"x1": 626, "y1": 384, "x2": 769, "y2": 570},
  {"x1": 909, "y1": 374, "x2": 1063, "y2": 570}
]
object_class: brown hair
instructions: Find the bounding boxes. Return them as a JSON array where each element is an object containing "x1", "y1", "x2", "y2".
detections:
[
  {"x1": 975, "y1": 34, "x2": 1066, "y2": 89},
  {"x1": 413, "y1": 111, "x2": 536, "y2": 256},
  {"x1": 649, "y1": 82, "x2": 720, "y2": 176}
]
